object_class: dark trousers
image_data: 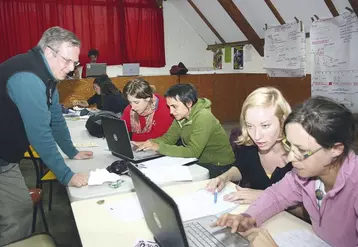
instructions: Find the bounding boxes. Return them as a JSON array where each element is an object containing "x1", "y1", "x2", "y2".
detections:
[{"x1": 198, "y1": 163, "x2": 234, "y2": 179}]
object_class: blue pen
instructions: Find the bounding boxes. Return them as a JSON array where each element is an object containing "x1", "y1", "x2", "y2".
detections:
[{"x1": 214, "y1": 188, "x2": 218, "y2": 204}]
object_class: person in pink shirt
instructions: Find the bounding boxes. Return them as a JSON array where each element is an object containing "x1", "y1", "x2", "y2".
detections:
[
  {"x1": 121, "y1": 78, "x2": 173, "y2": 142},
  {"x1": 215, "y1": 96, "x2": 358, "y2": 247}
]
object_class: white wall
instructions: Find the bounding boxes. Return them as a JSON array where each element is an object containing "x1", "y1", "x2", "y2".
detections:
[{"x1": 102, "y1": 1, "x2": 311, "y2": 77}]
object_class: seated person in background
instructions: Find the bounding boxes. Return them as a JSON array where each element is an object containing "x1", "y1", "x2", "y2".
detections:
[
  {"x1": 206, "y1": 87, "x2": 293, "y2": 204},
  {"x1": 75, "y1": 75, "x2": 128, "y2": 113},
  {"x1": 135, "y1": 83, "x2": 235, "y2": 178},
  {"x1": 215, "y1": 96, "x2": 358, "y2": 247},
  {"x1": 82, "y1": 48, "x2": 99, "y2": 78},
  {"x1": 121, "y1": 78, "x2": 173, "y2": 141}
]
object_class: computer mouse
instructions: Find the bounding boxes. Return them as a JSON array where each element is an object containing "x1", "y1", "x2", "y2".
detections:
[{"x1": 106, "y1": 160, "x2": 129, "y2": 175}]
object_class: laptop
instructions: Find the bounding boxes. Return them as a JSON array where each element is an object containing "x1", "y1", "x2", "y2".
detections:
[
  {"x1": 86, "y1": 63, "x2": 107, "y2": 77},
  {"x1": 101, "y1": 117, "x2": 162, "y2": 162},
  {"x1": 123, "y1": 63, "x2": 140, "y2": 76},
  {"x1": 128, "y1": 163, "x2": 250, "y2": 247}
]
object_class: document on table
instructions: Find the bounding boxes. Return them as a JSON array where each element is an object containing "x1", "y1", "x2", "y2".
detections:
[
  {"x1": 173, "y1": 187, "x2": 238, "y2": 221},
  {"x1": 139, "y1": 156, "x2": 197, "y2": 169},
  {"x1": 141, "y1": 166, "x2": 192, "y2": 184},
  {"x1": 104, "y1": 186, "x2": 238, "y2": 222},
  {"x1": 273, "y1": 230, "x2": 331, "y2": 247}
]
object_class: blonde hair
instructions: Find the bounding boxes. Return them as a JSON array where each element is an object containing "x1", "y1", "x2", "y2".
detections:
[{"x1": 237, "y1": 87, "x2": 291, "y2": 146}]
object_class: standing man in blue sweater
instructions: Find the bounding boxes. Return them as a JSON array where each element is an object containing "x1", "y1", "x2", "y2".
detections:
[{"x1": 0, "y1": 26, "x2": 93, "y2": 245}]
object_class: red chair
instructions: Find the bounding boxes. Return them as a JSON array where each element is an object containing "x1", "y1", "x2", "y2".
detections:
[{"x1": 29, "y1": 188, "x2": 49, "y2": 233}]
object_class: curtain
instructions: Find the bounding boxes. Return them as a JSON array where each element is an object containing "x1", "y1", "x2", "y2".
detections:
[
  {"x1": 0, "y1": 0, "x2": 165, "y2": 67},
  {"x1": 122, "y1": 0, "x2": 165, "y2": 67}
]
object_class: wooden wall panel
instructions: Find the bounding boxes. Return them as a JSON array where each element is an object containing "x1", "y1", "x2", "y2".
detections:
[
  {"x1": 58, "y1": 75, "x2": 177, "y2": 107},
  {"x1": 57, "y1": 74, "x2": 311, "y2": 123}
]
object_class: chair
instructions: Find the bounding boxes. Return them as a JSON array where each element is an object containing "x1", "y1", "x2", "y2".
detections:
[
  {"x1": 24, "y1": 146, "x2": 58, "y2": 211},
  {"x1": 5, "y1": 233, "x2": 56, "y2": 247},
  {"x1": 29, "y1": 188, "x2": 49, "y2": 234}
]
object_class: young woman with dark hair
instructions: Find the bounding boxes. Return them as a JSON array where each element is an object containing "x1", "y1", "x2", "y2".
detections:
[
  {"x1": 121, "y1": 78, "x2": 173, "y2": 141},
  {"x1": 83, "y1": 75, "x2": 128, "y2": 114}
]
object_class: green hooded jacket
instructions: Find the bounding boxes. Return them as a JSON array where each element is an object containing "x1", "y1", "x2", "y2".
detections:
[{"x1": 152, "y1": 98, "x2": 235, "y2": 166}]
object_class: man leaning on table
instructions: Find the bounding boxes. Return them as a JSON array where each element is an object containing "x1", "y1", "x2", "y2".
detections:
[{"x1": 0, "y1": 26, "x2": 93, "y2": 245}]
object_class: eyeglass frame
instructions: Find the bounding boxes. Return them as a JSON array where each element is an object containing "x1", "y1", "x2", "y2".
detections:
[
  {"x1": 282, "y1": 138, "x2": 323, "y2": 161},
  {"x1": 47, "y1": 46, "x2": 80, "y2": 67}
]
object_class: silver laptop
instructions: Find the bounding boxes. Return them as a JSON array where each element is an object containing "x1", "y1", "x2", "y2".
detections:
[
  {"x1": 86, "y1": 63, "x2": 107, "y2": 77},
  {"x1": 123, "y1": 63, "x2": 140, "y2": 76},
  {"x1": 128, "y1": 162, "x2": 250, "y2": 247},
  {"x1": 101, "y1": 117, "x2": 162, "y2": 162}
]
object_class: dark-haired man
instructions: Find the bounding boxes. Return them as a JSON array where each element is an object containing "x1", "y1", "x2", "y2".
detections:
[{"x1": 135, "y1": 83, "x2": 235, "y2": 178}]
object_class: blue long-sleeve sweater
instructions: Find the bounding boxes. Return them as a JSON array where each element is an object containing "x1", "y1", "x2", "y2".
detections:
[{"x1": 7, "y1": 63, "x2": 78, "y2": 185}]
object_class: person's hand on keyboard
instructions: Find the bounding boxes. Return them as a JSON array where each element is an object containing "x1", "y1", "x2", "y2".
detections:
[
  {"x1": 213, "y1": 213, "x2": 256, "y2": 233},
  {"x1": 242, "y1": 228, "x2": 278, "y2": 247},
  {"x1": 133, "y1": 140, "x2": 159, "y2": 152}
]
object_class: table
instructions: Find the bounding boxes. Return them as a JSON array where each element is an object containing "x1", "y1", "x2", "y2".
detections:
[
  {"x1": 63, "y1": 119, "x2": 209, "y2": 202},
  {"x1": 71, "y1": 180, "x2": 313, "y2": 247}
]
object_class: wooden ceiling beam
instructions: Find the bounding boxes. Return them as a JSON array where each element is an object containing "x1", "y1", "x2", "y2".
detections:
[
  {"x1": 324, "y1": 0, "x2": 339, "y2": 17},
  {"x1": 264, "y1": 0, "x2": 285, "y2": 25},
  {"x1": 207, "y1": 32, "x2": 310, "y2": 51},
  {"x1": 348, "y1": 0, "x2": 358, "y2": 17},
  {"x1": 187, "y1": 0, "x2": 226, "y2": 43},
  {"x1": 217, "y1": 0, "x2": 264, "y2": 56}
]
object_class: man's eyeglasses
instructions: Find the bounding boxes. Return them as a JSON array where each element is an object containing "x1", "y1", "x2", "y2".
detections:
[
  {"x1": 282, "y1": 138, "x2": 322, "y2": 161},
  {"x1": 47, "y1": 46, "x2": 80, "y2": 67}
]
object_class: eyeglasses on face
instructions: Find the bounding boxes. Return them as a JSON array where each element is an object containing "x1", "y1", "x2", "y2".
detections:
[
  {"x1": 47, "y1": 46, "x2": 80, "y2": 67},
  {"x1": 282, "y1": 138, "x2": 323, "y2": 161}
]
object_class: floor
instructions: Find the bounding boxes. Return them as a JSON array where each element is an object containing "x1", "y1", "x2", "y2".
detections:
[{"x1": 20, "y1": 121, "x2": 239, "y2": 247}]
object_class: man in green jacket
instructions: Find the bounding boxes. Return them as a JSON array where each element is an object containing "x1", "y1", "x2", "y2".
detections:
[{"x1": 136, "y1": 83, "x2": 235, "y2": 178}]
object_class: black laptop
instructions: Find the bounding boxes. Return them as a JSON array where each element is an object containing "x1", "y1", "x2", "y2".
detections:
[
  {"x1": 101, "y1": 117, "x2": 162, "y2": 162},
  {"x1": 128, "y1": 162, "x2": 250, "y2": 247}
]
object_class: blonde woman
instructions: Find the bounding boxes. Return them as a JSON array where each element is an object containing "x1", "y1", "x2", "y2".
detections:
[{"x1": 206, "y1": 87, "x2": 292, "y2": 204}]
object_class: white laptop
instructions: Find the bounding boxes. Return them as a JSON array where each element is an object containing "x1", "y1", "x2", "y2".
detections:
[{"x1": 123, "y1": 63, "x2": 140, "y2": 76}]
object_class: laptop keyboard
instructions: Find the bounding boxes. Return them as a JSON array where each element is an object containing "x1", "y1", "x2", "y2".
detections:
[{"x1": 184, "y1": 222, "x2": 225, "y2": 247}]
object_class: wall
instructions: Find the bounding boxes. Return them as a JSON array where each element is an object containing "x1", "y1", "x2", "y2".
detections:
[
  {"x1": 97, "y1": 1, "x2": 312, "y2": 77},
  {"x1": 59, "y1": 74, "x2": 310, "y2": 123}
]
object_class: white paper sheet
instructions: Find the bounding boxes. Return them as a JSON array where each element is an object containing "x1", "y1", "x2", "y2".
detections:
[
  {"x1": 173, "y1": 187, "x2": 238, "y2": 221},
  {"x1": 139, "y1": 157, "x2": 197, "y2": 169},
  {"x1": 105, "y1": 186, "x2": 238, "y2": 222},
  {"x1": 88, "y1": 168, "x2": 121, "y2": 186},
  {"x1": 273, "y1": 230, "x2": 331, "y2": 247},
  {"x1": 141, "y1": 166, "x2": 192, "y2": 184}
]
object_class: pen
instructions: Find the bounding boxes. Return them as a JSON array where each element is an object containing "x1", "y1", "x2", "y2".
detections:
[{"x1": 214, "y1": 188, "x2": 218, "y2": 204}]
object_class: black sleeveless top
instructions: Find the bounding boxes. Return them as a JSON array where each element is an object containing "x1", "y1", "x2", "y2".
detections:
[{"x1": 234, "y1": 145, "x2": 293, "y2": 190}]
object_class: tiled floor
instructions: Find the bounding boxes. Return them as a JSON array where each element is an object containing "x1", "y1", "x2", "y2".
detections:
[{"x1": 20, "y1": 121, "x2": 239, "y2": 247}]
